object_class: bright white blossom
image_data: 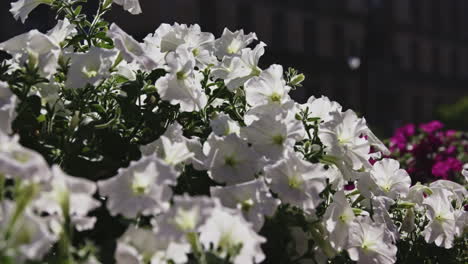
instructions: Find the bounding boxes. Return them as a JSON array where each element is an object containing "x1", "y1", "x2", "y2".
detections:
[
  {"x1": 245, "y1": 64, "x2": 291, "y2": 106},
  {"x1": 203, "y1": 133, "x2": 260, "y2": 185},
  {"x1": 347, "y1": 217, "x2": 397, "y2": 264},
  {"x1": 199, "y1": 206, "x2": 266, "y2": 264},
  {"x1": 210, "y1": 113, "x2": 241, "y2": 136},
  {"x1": 422, "y1": 188, "x2": 457, "y2": 249},
  {"x1": 265, "y1": 151, "x2": 327, "y2": 213},
  {"x1": 323, "y1": 191, "x2": 355, "y2": 251},
  {"x1": 108, "y1": 23, "x2": 159, "y2": 70},
  {"x1": 9, "y1": 0, "x2": 53, "y2": 23},
  {"x1": 301, "y1": 96, "x2": 342, "y2": 123},
  {"x1": 211, "y1": 179, "x2": 280, "y2": 231},
  {"x1": 66, "y1": 47, "x2": 118, "y2": 89},
  {"x1": 98, "y1": 156, "x2": 178, "y2": 218},
  {"x1": 369, "y1": 159, "x2": 411, "y2": 199},
  {"x1": 113, "y1": 0, "x2": 142, "y2": 15},
  {"x1": 214, "y1": 28, "x2": 257, "y2": 59},
  {"x1": 155, "y1": 45, "x2": 207, "y2": 112}
]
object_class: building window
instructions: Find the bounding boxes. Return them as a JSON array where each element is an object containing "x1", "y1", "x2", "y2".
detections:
[{"x1": 303, "y1": 18, "x2": 316, "y2": 56}]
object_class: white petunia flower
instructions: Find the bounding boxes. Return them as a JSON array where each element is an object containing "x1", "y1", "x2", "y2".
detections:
[
  {"x1": 212, "y1": 42, "x2": 265, "y2": 91},
  {"x1": 245, "y1": 64, "x2": 290, "y2": 107},
  {"x1": 108, "y1": 23, "x2": 159, "y2": 71},
  {"x1": 405, "y1": 182, "x2": 432, "y2": 206},
  {"x1": 323, "y1": 191, "x2": 355, "y2": 251},
  {"x1": 319, "y1": 110, "x2": 371, "y2": 171},
  {"x1": 154, "y1": 195, "x2": 217, "y2": 241},
  {"x1": 462, "y1": 163, "x2": 468, "y2": 181},
  {"x1": 115, "y1": 226, "x2": 190, "y2": 264},
  {"x1": 9, "y1": 0, "x2": 53, "y2": 23},
  {"x1": 155, "y1": 45, "x2": 207, "y2": 112},
  {"x1": 347, "y1": 216, "x2": 397, "y2": 264},
  {"x1": 66, "y1": 47, "x2": 118, "y2": 89},
  {"x1": 203, "y1": 133, "x2": 260, "y2": 185},
  {"x1": 368, "y1": 158, "x2": 411, "y2": 199},
  {"x1": 211, "y1": 179, "x2": 280, "y2": 231},
  {"x1": 0, "y1": 201, "x2": 58, "y2": 261},
  {"x1": 0, "y1": 29, "x2": 60, "y2": 79},
  {"x1": 265, "y1": 151, "x2": 327, "y2": 214},
  {"x1": 157, "y1": 23, "x2": 216, "y2": 67},
  {"x1": 113, "y1": 0, "x2": 142, "y2": 15},
  {"x1": 97, "y1": 156, "x2": 178, "y2": 218},
  {"x1": 210, "y1": 113, "x2": 240, "y2": 136},
  {"x1": 429, "y1": 180, "x2": 467, "y2": 209},
  {"x1": 241, "y1": 103, "x2": 305, "y2": 161},
  {"x1": 301, "y1": 96, "x2": 342, "y2": 123},
  {"x1": 422, "y1": 188, "x2": 457, "y2": 249},
  {"x1": 32, "y1": 165, "x2": 100, "y2": 232},
  {"x1": 0, "y1": 132, "x2": 51, "y2": 184},
  {"x1": 46, "y1": 18, "x2": 76, "y2": 45},
  {"x1": 0, "y1": 81, "x2": 18, "y2": 134},
  {"x1": 214, "y1": 28, "x2": 257, "y2": 59},
  {"x1": 199, "y1": 206, "x2": 266, "y2": 264}
]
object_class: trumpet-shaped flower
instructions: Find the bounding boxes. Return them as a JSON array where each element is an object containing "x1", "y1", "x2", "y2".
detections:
[
  {"x1": 422, "y1": 188, "x2": 457, "y2": 249},
  {"x1": 323, "y1": 191, "x2": 355, "y2": 251},
  {"x1": 212, "y1": 42, "x2": 265, "y2": 91},
  {"x1": 210, "y1": 113, "x2": 240, "y2": 136},
  {"x1": 347, "y1": 217, "x2": 397, "y2": 264},
  {"x1": 157, "y1": 23, "x2": 216, "y2": 67},
  {"x1": 203, "y1": 133, "x2": 260, "y2": 185},
  {"x1": 10, "y1": 0, "x2": 53, "y2": 23},
  {"x1": 98, "y1": 156, "x2": 178, "y2": 218},
  {"x1": 241, "y1": 103, "x2": 304, "y2": 161},
  {"x1": 154, "y1": 195, "x2": 218, "y2": 241},
  {"x1": 211, "y1": 179, "x2": 280, "y2": 231},
  {"x1": 369, "y1": 159, "x2": 411, "y2": 199},
  {"x1": 108, "y1": 23, "x2": 159, "y2": 70},
  {"x1": 214, "y1": 28, "x2": 257, "y2": 59},
  {"x1": 0, "y1": 201, "x2": 58, "y2": 261},
  {"x1": 0, "y1": 81, "x2": 17, "y2": 134},
  {"x1": 199, "y1": 206, "x2": 266, "y2": 264},
  {"x1": 0, "y1": 29, "x2": 60, "y2": 79},
  {"x1": 32, "y1": 166, "x2": 100, "y2": 232},
  {"x1": 245, "y1": 64, "x2": 290, "y2": 106},
  {"x1": 0, "y1": 132, "x2": 51, "y2": 184},
  {"x1": 265, "y1": 151, "x2": 327, "y2": 213},
  {"x1": 319, "y1": 110, "x2": 371, "y2": 171},
  {"x1": 113, "y1": 0, "x2": 142, "y2": 15},
  {"x1": 301, "y1": 96, "x2": 342, "y2": 123},
  {"x1": 155, "y1": 45, "x2": 207, "y2": 112},
  {"x1": 115, "y1": 226, "x2": 190, "y2": 264},
  {"x1": 66, "y1": 47, "x2": 118, "y2": 89}
]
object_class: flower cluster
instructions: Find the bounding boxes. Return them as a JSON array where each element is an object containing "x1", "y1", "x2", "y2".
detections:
[
  {"x1": 388, "y1": 120, "x2": 468, "y2": 184},
  {"x1": 0, "y1": 1, "x2": 466, "y2": 263}
]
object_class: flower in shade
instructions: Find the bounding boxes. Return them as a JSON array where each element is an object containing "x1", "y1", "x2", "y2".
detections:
[
  {"x1": 97, "y1": 156, "x2": 178, "y2": 218},
  {"x1": 0, "y1": 81, "x2": 18, "y2": 134},
  {"x1": 198, "y1": 206, "x2": 266, "y2": 264}
]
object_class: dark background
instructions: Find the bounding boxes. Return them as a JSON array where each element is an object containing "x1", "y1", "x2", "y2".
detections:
[{"x1": 1, "y1": 0, "x2": 467, "y2": 135}]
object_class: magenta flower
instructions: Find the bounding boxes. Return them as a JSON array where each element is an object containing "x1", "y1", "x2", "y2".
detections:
[{"x1": 419, "y1": 120, "x2": 444, "y2": 134}]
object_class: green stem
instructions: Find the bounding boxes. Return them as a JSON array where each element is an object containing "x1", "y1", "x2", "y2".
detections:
[{"x1": 187, "y1": 232, "x2": 207, "y2": 264}]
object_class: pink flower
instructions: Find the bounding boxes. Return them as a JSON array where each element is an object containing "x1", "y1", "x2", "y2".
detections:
[{"x1": 419, "y1": 120, "x2": 444, "y2": 134}]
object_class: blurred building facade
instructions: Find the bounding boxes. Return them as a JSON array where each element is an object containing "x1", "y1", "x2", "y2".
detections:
[{"x1": 1, "y1": 0, "x2": 468, "y2": 132}]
